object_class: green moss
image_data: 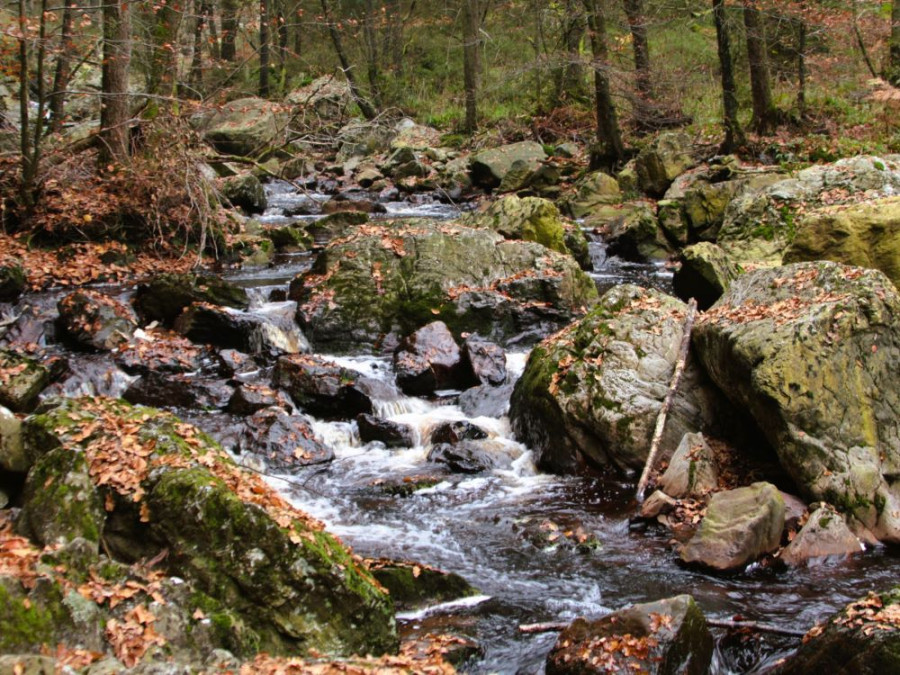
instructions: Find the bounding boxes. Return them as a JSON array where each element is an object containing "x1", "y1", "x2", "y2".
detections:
[{"x1": 0, "y1": 581, "x2": 67, "y2": 652}]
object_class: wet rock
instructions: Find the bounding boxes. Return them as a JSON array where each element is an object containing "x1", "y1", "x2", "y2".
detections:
[
  {"x1": 394, "y1": 321, "x2": 473, "y2": 396},
  {"x1": 429, "y1": 420, "x2": 488, "y2": 445},
  {"x1": 779, "y1": 504, "x2": 863, "y2": 566},
  {"x1": 673, "y1": 242, "x2": 741, "y2": 310},
  {"x1": 0, "y1": 261, "x2": 26, "y2": 303},
  {"x1": 633, "y1": 132, "x2": 697, "y2": 197},
  {"x1": 369, "y1": 474, "x2": 445, "y2": 497},
  {"x1": 427, "y1": 439, "x2": 512, "y2": 473},
  {"x1": 123, "y1": 371, "x2": 203, "y2": 409},
  {"x1": 228, "y1": 383, "x2": 292, "y2": 416},
  {"x1": 769, "y1": 586, "x2": 900, "y2": 675},
  {"x1": 782, "y1": 491, "x2": 808, "y2": 534},
  {"x1": 266, "y1": 225, "x2": 311, "y2": 251},
  {"x1": 290, "y1": 221, "x2": 597, "y2": 353},
  {"x1": 719, "y1": 155, "x2": 900, "y2": 265},
  {"x1": 510, "y1": 285, "x2": 725, "y2": 474},
  {"x1": 514, "y1": 516, "x2": 601, "y2": 553},
  {"x1": 368, "y1": 559, "x2": 477, "y2": 610},
  {"x1": 785, "y1": 196, "x2": 900, "y2": 288},
  {"x1": 239, "y1": 406, "x2": 333, "y2": 469},
  {"x1": 0, "y1": 351, "x2": 50, "y2": 412},
  {"x1": 470, "y1": 141, "x2": 547, "y2": 191},
  {"x1": 21, "y1": 396, "x2": 397, "y2": 658},
  {"x1": 458, "y1": 383, "x2": 514, "y2": 418},
  {"x1": 216, "y1": 349, "x2": 256, "y2": 378},
  {"x1": 658, "y1": 432, "x2": 718, "y2": 499},
  {"x1": 134, "y1": 273, "x2": 249, "y2": 326},
  {"x1": 116, "y1": 330, "x2": 206, "y2": 375},
  {"x1": 221, "y1": 174, "x2": 267, "y2": 214},
  {"x1": 306, "y1": 211, "x2": 370, "y2": 245},
  {"x1": 57, "y1": 290, "x2": 137, "y2": 351},
  {"x1": 640, "y1": 490, "x2": 678, "y2": 519},
  {"x1": 320, "y1": 195, "x2": 386, "y2": 215},
  {"x1": 272, "y1": 354, "x2": 375, "y2": 418},
  {"x1": 681, "y1": 482, "x2": 785, "y2": 571},
  {"x1": 584, "y1": 201, "x2": 669, "y2": 261},
  {"x1": 461, "y1": 336, "x2": 507, "y2": 386},
  {"x1": 203, "y1": 97, "x2": 282, "y2": 157},
  {"x1": 693, "y1": 262, "x2": 900, "y2": 542},
  {"x1": 564, "y1": 171, "x2": 622, "y2": 219},
  {"x1": 546, "y1": 594, "x2": 713, "y2": 675},
  {"x1": 174, "y1": 303, "x2": 310, "y2": 356},
  {"x1": 0, "y1": 405, "x2": 25, "y2": 473},
  {"x1": 356, "y1": 413, "x2": 414, "y2": 448}
]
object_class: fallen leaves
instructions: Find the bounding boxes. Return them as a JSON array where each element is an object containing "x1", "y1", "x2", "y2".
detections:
[{"x1": 105, "y1": 605, "x2": 166, "y2": 667}]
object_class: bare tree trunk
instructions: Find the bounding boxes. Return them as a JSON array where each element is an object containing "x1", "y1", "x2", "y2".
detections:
[
  {"x1": 462, "y1": 0, "x2": 481, "y2": 133},
  {"x1": 99, "y1": 0, "x2": 132, "y2": 166},
  {"x1": 888, "y1": 1, "x2": 900, "y2": 85},
  {"x1": 49, "y1": 0, "x2": 76, "y2": 132},
  {"x1": 18, "y1": 0, "x2": 48, "y2": 207},
  {"x1": 147, "y1": 2, "x2": 180, "y2": 97},
  {"x1": 190, "y1": 0, "x2": 206, "y2": 95},
  {"x1": 582, "y1": 0, "x2": 625, "y2": 164},
  {"x1": 622, "y1": 0, "x2": 652, "y2": 100},
  {"x1": 553, "y1": 0, "x2": 585, "y2": 105},
  {"x1": 743, "y1": 0, "x2": 777, "y2": 133},
  {"x1": 259, "y1": 0, "x2": 270, "y2": 96},
  {"x1": 796, "y1": 18, "x2": 806, "y2": 117},
  {"x1": 363, "y1": 0, "x2": 382, "y2": 106},
  {"x1": 713, "y1": 0, "x2": 744, "y2": 152},
  {"x1": 204, "y1": 0, "x2": 220, "y2": 59},
  {"x1": 320, "y1": 0, "x2": 377, "y2": 119},
  {"x1": 221, "y1": 0, "x2": 238, "y2": 61}
]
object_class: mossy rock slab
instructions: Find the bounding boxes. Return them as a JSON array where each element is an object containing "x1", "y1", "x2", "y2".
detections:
[
  {"x1": 368, "y1": 560, "x2": 478, "y2": 611},
  {"x1": 0, "y1": 351, "x2": 50, "y2": 413},
  {"x1": 546, "y1": 594, "x2": 713, "y2": 675},
  {"x1": 0, "y1": 262, "x2": 26, "y2": 303},
  {"x1": 509, "y1": 285, "x2": 725, "y2": 474},
  {"x1": 673, "y1": 242, "x2": 742, "y2": 311},
  {"x1": 203, "y1": 97, "x2": 283, "y2": 157},
  {"x1": 564, "y1": 170, "x2": 622, "y2": 219},
  {"x1": 469, "y1": 142, "x2": 547, "y2": 191},
  {"x1": 21, "y1": 396, "x2": 397, "y2": 658},
  {"x1": 461, "y1": 195, "x2": 568, "y2": 254},
  {"x1": 693, "y1": 262, "x2": 900, "y2": 542},
  {"x1": 134, "y1": 273, "x2": 249, "y2": 326},
  {"x1": 289, "y1": 220, "x2": 597, "y2": 353}
]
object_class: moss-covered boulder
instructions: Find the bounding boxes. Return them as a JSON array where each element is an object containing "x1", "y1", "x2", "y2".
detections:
[
  {"x1": 0, "y1": 351, "x2": 50, "y2": 413},
  {"x1": 583, "y1": 201, "x2": 669, "y2": 261},
  {"x1": 221, "y1": 174, "x2": 268, "y2": 214},
  {"x1": 771, "y1": 587, "x2": 900, "y2": 675},
  {"x1": 0, "y1": 405, "x2": 25, "y2": 473},
  {"x1": 718, "y1": 156, "x2": 900, "y2": 266},
  {"x1": 681, "y1": 482, "x2": 785, "y2": 571},
  {"x1": 564, "y1": 171, "x2": 622, "y2": 219},
  {"x1": 20, "y1": 396, "x2": 397, "y2": 658},
  {"x1": 657, "y1": 432, "x2": 718, "y2": 499},
  {"x1": 174, "y1": 302, "x2": 310, "y2": 355},
  {"x1": 134, "y1": 273, "x2": 249, "y2": 326},
  {"x1": 0, "y1": 261, "x2": 26, "y2": 303},
  {"x1": 673, "y1": 242, "x2": 742, "y2": 311},
  {"x1": 779, "y1": 503, "x2": 863, "y2": 566},
  {"x1": 203, "y1": 97, "x2": 283, "y2": 157},
  {"x1": 289, "y1": 221, "x2": 597, "y2": 353},
  {"x1": 633, "y1": 132, "x2": 697, "y2": 197},
  {"x1": 693, "y1": 262, "x2": 900, "y2": 542},
  {"x1": 469, "y1": 141, "x2": 547, "y2": 191},
  {"x1": 368, "y1": 560, "x2": 478, "y2": 611},
  {"x1": 509, "y1": 285, "x2": 724, "y2": 474},
  {"x1": 784, "y1": 196, "x2": 900, "y2": 288},
  {"x1": 546, "y1": 594, "x2": 713, "y2": 675},
  {"x1": 56, "y1": 290, "x2": 137, "y2": 351}
]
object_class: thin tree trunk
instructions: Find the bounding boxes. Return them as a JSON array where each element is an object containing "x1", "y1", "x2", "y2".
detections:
[
  {"x1": 462, "y1": 0, "x2": 480, "y2": 133},
  {"x1": 190, "y1": 0, "x2": 206, "y2": 95},
  {"x1": 320, "y1": 0, "x2": 377, "y2": 119},
  {"x1": 221, "y1": 0, "x2": 238, "y2": 61},
  {"x1": 259, "y1": 0, "x2": 270, "y2": 96},
  {"x1": 363, "y1": 0, "x2": 382, "y2": 106},
  {"x1": 148, "y1": 2, "x2": 180, "y2": 97},
  {"x1": 292, "y1": 0, "x2": 303, "y2": 58},
  {"x1": 99, "y1": 0, "x2": 132, "y2": 166},
  {"x1": 553, "y1": 0, "x2": 585, "y2": 105},
  {"x1": 797, "y1": 18, "x2": 806, "y2": 117},
  {"x1": 204, "y1": 0, "x2": 219, "y2": 59},
  {"x1": 743, "y1": 0, "x2": 777, "y2": 133},
  {"x1": 49, "y1": 0, "x2": 76, "y2": 132},
  {"x1": 582, "y1": 0, "x2": 625, "y2": 164},
  {"x1": 888, "y1": 0, "x2": 900, "y2": 85},
  {"x1": 713, "y1": 0, "x2": 744, "y2": 152},
  {"x1": 853, "y1": 0, "x2": 878, "y2": 78},
  {"x1": 622, "y1": 0, "x2": 652, "y2": 100}
]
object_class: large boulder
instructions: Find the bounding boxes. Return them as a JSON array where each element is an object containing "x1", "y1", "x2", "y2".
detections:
[
  {"x1": 718, "y1": 156, "x2": 900, "y2": 265},
  {"x1": 509, "y1": 285, "x2": 724, "y2": 474},
  {"x1": 221, "y1": 174, "x2": 268, "y2": 214},
  {"x1": 134, "y1": 273, "x2": 249, "y2": 326},
  {"x1": 469, "y1": 141, "x2": 547, "y2": 191},
  {"x1": 0, "y1": 351, "x2": 50, "y2": 412},
  {"x1": 633, "y1": 132, "x2": 697, "y2": 197},
  {"x1": 203, "y1": 97, "x2": 283, "y2": 157},
  {"x1": 0, "y1": 261, "x2": 26, "y2": 303},
  {"x1": 693, "y1": 262, "x2": 900, "y2": 542},
  {"x1": 564, "y1": 171, "x2": 622, "y2": 219},
  {"x1": 56, "y1": 290, "x2": 137, "y2": 351},
  {"x1": 286, "y1": 75, "x2": 353, "y2": 120},
  {"x1": 546, "y1": 595, "x2": 713, "y2": 675},
  {"x1": 771, "y1": 586, "x2": 900, "y2": 675},
  {"x1": 273, "y1": 354, "x2": 378, "y2": 418},
  {"x1": 20, "y1": 396, "x2": 397, "y2": 658},
  {"x1": 784, "y1": 196, "x2": 900, "y2": 288},
  {"x1": 289, "y1": 221, "x2": 598, "y2": 353},
  {"x1": 673, "y1": 242, "x2": 742, "y2": 310},
  {"x1": 779, "y1": 503, "x2": 863, "y2": 566},
  {"x1": 583, "y1": 201, "x2": 669, "y2": 261},
  {"x1": 174, "y1": 303, "x2": 310, "y2": 355},
  {"x1": 657, "y1": 432, "x2": 718, "y2": 499},
  {"x1": 239, "y1": 407, "x2": 334, "y2": 470},
  {"x1": 681, "y1": 482, "x2": 785, "y2": 571},
  {"x1": 393, "y1": 321, "x2": 473, "y2": 396}
]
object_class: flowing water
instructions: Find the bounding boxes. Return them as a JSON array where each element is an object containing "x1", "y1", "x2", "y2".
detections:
[{"x1": 17, "y1": 187, "x2": 900, "y2": 674}]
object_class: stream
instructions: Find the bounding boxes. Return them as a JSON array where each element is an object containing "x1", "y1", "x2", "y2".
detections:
[{"x1": 16, "y1": 184, "x2": 900, "y2": 673}]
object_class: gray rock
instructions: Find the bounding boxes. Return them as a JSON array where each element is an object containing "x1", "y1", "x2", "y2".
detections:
[
  {"x1": 673, "y1": 242, "x2": 742, "y2": 310},
  {"x1": 658, "y1": 432, "x2": 718, "y2": 499},
  {"x1": 203, "y1": 97, "x2": 282, "y2": 157},
  {"x1": 221, "y1": 174, "x2": 267, "y2": 214},
  {"x1": 779, "y1": 504, "x2": 863, "y2": 566},
  {"x1": 57, "y1": 290, "x2": 137, "y2": 351},
  {"x1": 0, "y1": 405, "x2": 25, "y2": 473},
  {"x1": 470, "y1": 141, "x2": 547, "y2": 190}
]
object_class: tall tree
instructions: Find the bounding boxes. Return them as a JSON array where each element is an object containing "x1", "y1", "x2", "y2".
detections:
[
  {"x1": 551, "y1": 0, "x2": 586, "y2": 106},
  {"x1": 622, "y1": 0, "x2": 652, "y2": 100},
  {"x1": 462, "y1": 0, "x2": 482, "y2": 133},
  {"x1": 888, "y1": 0, "x2": 900, "y2": 85},
  {"x1": 320, "y1": 0, "x2": 377, "y2": 119},
  {"x1": 49, "y1": 0, "x2": 77, "y2": 132},
  {"x1": 100, "y1": 0, "x2": 132, "y2": 166},
  {"x1": 147, "y1": 0, "x2": 182, "y2": 98},
  {"x1": 713, "y1": 0, "x2": 744, "y2": 152},
  {"x1": 582, "y1": 0, "x2": 625, "y2": 164},
  {"x1": 221, "y1": 0, "x2": 239, "y2": 61},
  {"x1": 259, "y1": 0, "x2": 270, "y2": 96},
  {"x1": 743, "y1": 0, "x2": 777, "y2": 133}
]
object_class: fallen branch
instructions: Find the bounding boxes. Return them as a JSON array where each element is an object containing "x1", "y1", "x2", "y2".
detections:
[
  {"x1": 707, "y1": 618, "x2": 806, "y2": 638},
  {"x1": 518, "y1": 622, "x2": 569, "y2": 634},
  {"x1": 635, "y1": 297, "x2": 698, "y2": 502}
]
